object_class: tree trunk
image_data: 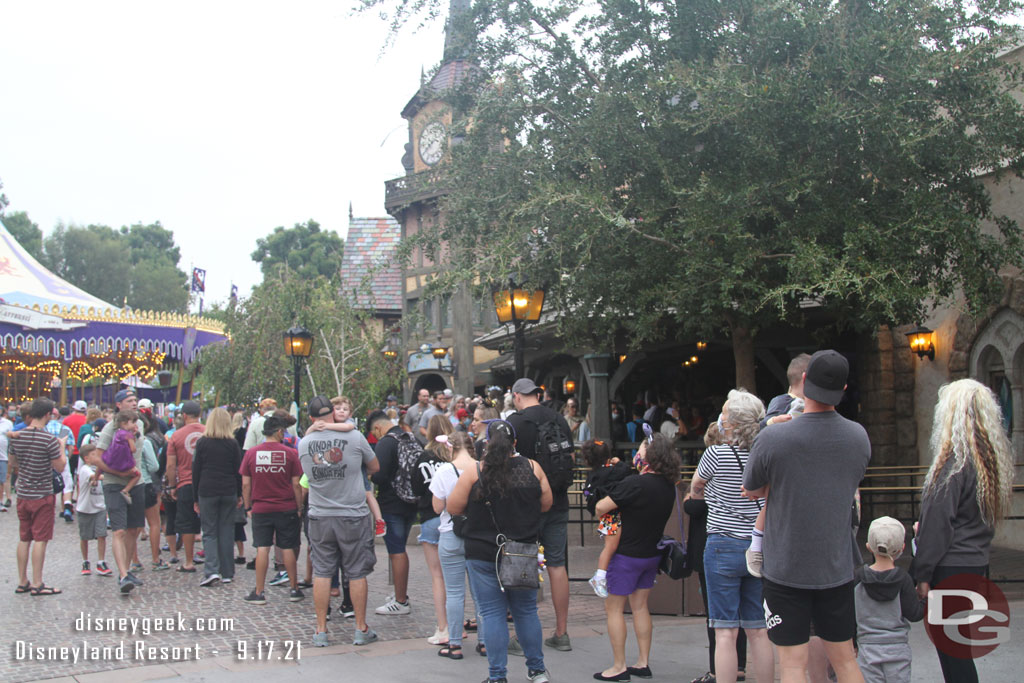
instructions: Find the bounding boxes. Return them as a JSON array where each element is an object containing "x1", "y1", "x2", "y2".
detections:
[{"x1": 730, "y1": 321, "x2": 757, "y2": 394}]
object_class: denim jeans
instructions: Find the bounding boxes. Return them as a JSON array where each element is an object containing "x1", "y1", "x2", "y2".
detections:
[
  {"x1": 467, "y1": 558, "x2": 544, "y2": 679},
  {"x1": 703, "y1": 533, "x2": 765, "y2": 629},
  {"x1": 439, "y1": 530, "x2": 484, "y2": 648},
  {"x1": 199, "y1": 495, "x2": 238, "y2": 579}
]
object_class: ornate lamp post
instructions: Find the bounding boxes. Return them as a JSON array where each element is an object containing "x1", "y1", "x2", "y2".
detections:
[
  {"x1": 492, "y1": 277, "x2": 545, "y2": 378},
  {"x1": 283, "y1": 325, "x2": 314, "y2": 408}
]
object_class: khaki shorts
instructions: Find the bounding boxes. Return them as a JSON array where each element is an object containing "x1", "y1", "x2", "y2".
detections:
[{"x1": 308, "y1": 514, "x2": 376, "y2": 581}]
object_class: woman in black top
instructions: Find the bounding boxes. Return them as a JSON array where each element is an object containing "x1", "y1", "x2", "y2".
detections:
[
  {"x1": 448, "y1": 421, "x2": 553, "y2": 683},
  {"x1": 192, "y1": 407, "x2": 243, "y2": 586},
  {"x1": 593, "y1": 433, "x2": 681, "y2": 682}
]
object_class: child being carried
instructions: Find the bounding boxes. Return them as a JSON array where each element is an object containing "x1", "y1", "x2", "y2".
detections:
[
  {"x1": 104, "y1": 411, "x2": 141, "y2": 504},
  {"x1": 582, "y1": 439, "x2": 634, "y2": 598}
]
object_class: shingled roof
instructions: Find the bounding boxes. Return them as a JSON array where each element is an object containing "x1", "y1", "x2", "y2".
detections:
[{"x1": 340, "y1": 217, "x2": 402, "y2": 314}]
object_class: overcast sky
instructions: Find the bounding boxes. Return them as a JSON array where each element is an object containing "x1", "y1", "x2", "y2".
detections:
[{"x1": 0, "y1": 1, "x2": 444, "y2": 309}]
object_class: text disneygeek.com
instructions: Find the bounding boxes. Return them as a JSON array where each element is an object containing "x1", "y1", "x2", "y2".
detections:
[{"x1": 12, "y1": 611, "x2": 237, "y2": 663}]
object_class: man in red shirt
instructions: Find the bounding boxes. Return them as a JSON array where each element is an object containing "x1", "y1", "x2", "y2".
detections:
[
  {"x1": 240, "y1": 416, "x2": 303, "y2": 604},
  {"x1": 165, "y1": 400, "x2": 205, "y2": 572}
]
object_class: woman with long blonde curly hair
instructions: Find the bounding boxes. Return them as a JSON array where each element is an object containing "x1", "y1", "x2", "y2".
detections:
[{"x1": 912, "y1": 378, "x2": 1014, "y2": 683}]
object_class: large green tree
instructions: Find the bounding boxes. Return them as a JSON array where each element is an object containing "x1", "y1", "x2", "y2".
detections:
[
  {"x1": 42, "y1": 222, "x2": 189, "y2": 312},
  {"x1": 251, "y1": 220, "x2": 345, "y2": 283},
  {"x1": 2, "y1": 211, "x2": 45, "y2": 262},
  {"x1": 199, "y1": 268, "x2": 404, "y2": 418},
  {"x1": 370, "y1": 0, "x2": 1024, "y2": 391}
]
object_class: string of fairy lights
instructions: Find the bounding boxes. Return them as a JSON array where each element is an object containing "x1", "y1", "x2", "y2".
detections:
[{"x1": 0, "y1": 348, "x2": 166, "y2": 403}]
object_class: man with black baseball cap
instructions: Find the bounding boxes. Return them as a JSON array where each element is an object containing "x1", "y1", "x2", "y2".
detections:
[
  {"x1": 240, "y1": 415, "x2": 304, "y2": 605},
  {"x1": 507, "y1": 376, "x2": 575, "y2": 653},
  {"x1": 743, "y1": 350, "x2": 871, "y2": 683}
]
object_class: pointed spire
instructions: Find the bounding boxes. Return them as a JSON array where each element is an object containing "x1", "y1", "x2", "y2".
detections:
[
  {"x1": 349, "y1": 201, "x2": 354, "y2": 220},
  {"x1": 443, "y1": 0, "x2": 472, "y2": 62}
]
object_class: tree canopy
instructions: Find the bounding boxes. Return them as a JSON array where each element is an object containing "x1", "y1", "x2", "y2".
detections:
[
  {"x1": 41, "y1": 222, "x2": 189, "y2": 312},
  {"x1": 3, "y1": 211, "x2": 45, "y2": 263},
  {"x1": 251, "y1": 219, "x2": 345, "y2": 283},
  {"x1": 198, "y1": 268, "x2": 404, "y2": 417},
  {"x1": 370, "y1": 0, "x2": 1024, "y2": 390}
]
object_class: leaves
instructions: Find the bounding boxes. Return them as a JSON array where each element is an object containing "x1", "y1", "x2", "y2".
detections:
[
  {"x1": 376, "y1": 0, "x2": 1024, "y2": 356},
  {"x1": 251, "y1": 220, "x2": 345, "y2": 284}
]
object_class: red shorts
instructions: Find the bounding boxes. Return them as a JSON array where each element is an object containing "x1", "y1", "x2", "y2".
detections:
[{"x1": 17, "y1": 496, "x2": 56, "y2": 542}]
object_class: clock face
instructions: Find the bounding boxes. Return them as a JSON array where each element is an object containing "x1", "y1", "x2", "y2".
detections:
[{"x1": 419, "y1": 122, "x2": 446, "y2": 166}]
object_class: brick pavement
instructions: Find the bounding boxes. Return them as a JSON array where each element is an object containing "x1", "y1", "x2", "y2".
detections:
[{"x1": 0, "y1": 509, "x2": 609, "y2": 683}]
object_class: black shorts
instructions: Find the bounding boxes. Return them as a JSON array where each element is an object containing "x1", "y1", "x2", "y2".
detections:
[
  {"x1": 164, "y1": 499, "x2": 177, "y2": 536},
  {"x1": 762, "y1": 578, "x2": 856, "y2": 646},
  {"x1": 174, "y1": 485, "x2": 201, "y2": 534},
  {"x1": 252, "y1": 510, "x2": 301, "y2": 550},
  {"x1": 144, "y1": 483, "x2": 158, "y2": 509}
]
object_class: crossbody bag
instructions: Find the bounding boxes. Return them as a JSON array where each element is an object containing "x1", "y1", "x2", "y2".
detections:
[{"x1": 476, "y1": 461, "x2": 540, "y2": 592}]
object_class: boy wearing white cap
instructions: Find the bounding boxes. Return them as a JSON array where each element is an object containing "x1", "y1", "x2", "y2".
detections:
[{"x1": 853, "y1": 516, "x2": 924, "y2": 683}]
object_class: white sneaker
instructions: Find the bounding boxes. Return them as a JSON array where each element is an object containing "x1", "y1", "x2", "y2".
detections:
[
  {"x1": 374, "y1": 597, "x2": 411, "y2": 615},
  {"x1": 427, "y1": 627, "x2": 449, "y2": 645},
  {"x1": 200, "y1": 573, "x2": 221, "y2": 587},
  {"x1": 589, "y1": 575, "x2": 608, "y2": 598},
  {"x1": 745, "y1": 549, "x2": 763, "y2": 578}
]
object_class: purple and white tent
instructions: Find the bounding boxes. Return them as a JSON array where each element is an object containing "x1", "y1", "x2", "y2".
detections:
[{"x1": 0, "y1": 219, "x2": 227, "y2": 403}]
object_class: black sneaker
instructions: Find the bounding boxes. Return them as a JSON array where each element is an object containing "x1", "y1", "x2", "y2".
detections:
[
  {"x1": 244, "y1": 590, "x2": 267, "y2": 605},
  {"x1": 340, "y1": 602, "x2": 355, "y2": 618},
  {"x1": 235, "y1": 557, "x2": 246, "y2": 565},
  {"x1": 289, "y1": 588, "x2": 305, "y2": 602},
  {"x1": 119, "y1": 577, "x2": 135, "y2": 594},
  {"x1": 246, "y1": 559, "x2": 256, "y2": 570},
  {"x1": 125, "y1": 572, "x2": 144, "y2": 586}
]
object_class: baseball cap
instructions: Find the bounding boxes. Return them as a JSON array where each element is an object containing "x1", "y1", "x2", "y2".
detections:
[
  {"x1": 114, "y1": 388, "x2": 137, "y2": 403},
  {"x1": 308, "y1": 395, "x2": 333, "y2": 419},
  {"x1": 803, "y1": 350, "x2": 849, "y2": 406},
  {"x1": 73, "y1": 400, "x2": 87, "y2": 412},
  {"x1": 181, "y1": 400, "x2": 201, "y2": 416},
  {"x1": 262, "y1": 416, "x2": 286, "y2": 436},
  {"x1": 511, "y1": 378, "x2": 541, "y2": 395},
  {"x1": 137, "y1": 398, "x2": 154, "y2": 410},
  {"x1": 867, "y1": 516, "x2": 906, "y2": 560},
  {"x1": 443, "y1": 388, "x2": 453, "y2": 398},
  {"x1": 386, "y1": 395, "x2": 398, "y2": 402}
]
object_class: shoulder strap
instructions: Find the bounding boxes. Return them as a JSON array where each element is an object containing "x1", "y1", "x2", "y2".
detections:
[
  {"x1": 476, "y1": 461, "x2": 503, "y2": 538},
  {"x1": 729, "y1": 445, "x2": 762, "y2": 510}
]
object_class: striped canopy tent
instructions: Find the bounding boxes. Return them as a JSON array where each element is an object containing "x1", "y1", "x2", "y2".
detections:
[{"x1": 0, "y1": 218, "x2": 227, "y2": 404}]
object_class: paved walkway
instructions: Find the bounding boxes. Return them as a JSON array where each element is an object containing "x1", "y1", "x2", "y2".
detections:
[{"x1": 4, "y1": 508, "x2": 1023, "y2": 682}]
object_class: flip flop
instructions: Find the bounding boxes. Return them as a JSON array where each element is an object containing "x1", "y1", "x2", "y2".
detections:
[
  {"x1": 30, "y1": 584, "x2": 62, "y2": 596},
  {"x1": 15, "y1": 583, "x2": 30, "y2": 594},
  {"x1": 438, "y1": 646, "x2": 463, "y2": 660},
  {"x1": 463, "y1": 619, "x2": 477, "y2": 633},
  {"x1": 176, "y1": 566, "x2": 197, "y2": 573}
]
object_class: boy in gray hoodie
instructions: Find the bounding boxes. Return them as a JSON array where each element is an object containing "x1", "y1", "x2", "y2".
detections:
[{"x1": 854, "y1": 516, "x2": 925, "y2": 683}]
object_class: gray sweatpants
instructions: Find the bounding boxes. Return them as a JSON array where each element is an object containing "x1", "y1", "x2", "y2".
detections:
[{"x1": 857, "y1": 642, "x2": 911, "y2": 683}]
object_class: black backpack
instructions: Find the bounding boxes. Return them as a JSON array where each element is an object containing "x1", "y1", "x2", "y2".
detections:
[
  {"x1": 523, "y1": 413, "x2": 575, "y2": 494},
  {"x1": 385, "y1": 431, "x2": 423, "y2": 504}
]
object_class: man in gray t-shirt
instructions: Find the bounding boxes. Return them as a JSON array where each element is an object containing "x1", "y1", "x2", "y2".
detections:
[
  {"x1": 298, "y1": 396, "x2": 380, "y2": 647},
  {"x1": 743, "y1": 350, "x2": 869, "y2": 683},
  {"x1": 404, "y1": 389, "x2": 430, "y2": 445},
  {"x1": 417, "y1": 390, "x2": 449, "y2": 441}
]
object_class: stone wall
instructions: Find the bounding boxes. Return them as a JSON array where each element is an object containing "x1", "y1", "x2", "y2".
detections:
[{"x1": 858, "y1": 326, "x2": 919, "y2": 520}]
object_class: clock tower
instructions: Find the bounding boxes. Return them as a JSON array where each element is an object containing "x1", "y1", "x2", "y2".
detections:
[{"x1": 384, "y1": 0, "x2": 497, "y2": 398}]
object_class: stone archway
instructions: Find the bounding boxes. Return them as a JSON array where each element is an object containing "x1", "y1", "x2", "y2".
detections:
[{"x1": 949, "y1": 274, "x2": 1024, "y2": 460}]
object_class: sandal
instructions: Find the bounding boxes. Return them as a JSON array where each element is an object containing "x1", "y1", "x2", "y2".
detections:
[
  {"x1": 30, "y1": 584, "x2": 62, "y2": 596},
  {"x1": 176, "y1": 565, "x2": 197, "y2": 573},
  {"x1": 438, "y1": 645, "x2": 464, "y2": 660},
  {"x1": 15, "y1": 582, "x2": 31, "y2": 594},
  {"x1": 475, "y1": 643, "x2": 487, "y2": 657},
  {"x1": 464, "y1": 619, "x2": 477, "y2": 633}
]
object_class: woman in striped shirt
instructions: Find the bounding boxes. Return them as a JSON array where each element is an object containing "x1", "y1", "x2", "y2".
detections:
[{"x1": 691, "y1": 389, "x2": 773, "y2": 683}]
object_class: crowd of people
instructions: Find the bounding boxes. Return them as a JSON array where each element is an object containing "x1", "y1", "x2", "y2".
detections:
[{"x1": 0, "y1": 349, "x2": 1016, "y2": 683}]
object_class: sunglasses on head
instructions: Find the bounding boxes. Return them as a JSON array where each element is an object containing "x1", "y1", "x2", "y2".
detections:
[{"x1": 642, "y1": 422, "x2": 654, "y2": 444}]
